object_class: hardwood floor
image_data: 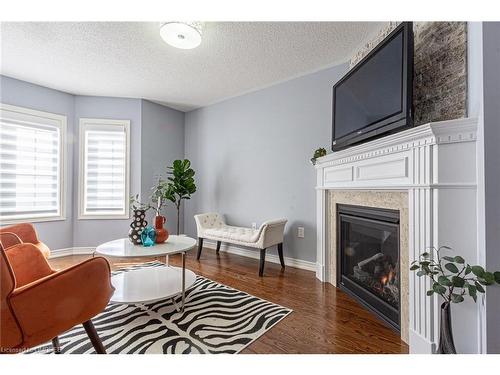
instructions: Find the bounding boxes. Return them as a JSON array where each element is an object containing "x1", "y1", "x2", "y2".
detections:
[{"x1": 48, "y1": 248, "x2": 409, "y2": 354}]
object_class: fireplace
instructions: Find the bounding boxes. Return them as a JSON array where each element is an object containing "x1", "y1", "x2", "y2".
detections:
[{"x1": 337, "y1": 204, "x2": 400, "y2": 331}]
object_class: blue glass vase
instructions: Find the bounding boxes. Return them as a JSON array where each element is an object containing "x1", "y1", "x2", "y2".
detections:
[{"x1": 141, "y1": 226, "x2": 156, "y2": 247}]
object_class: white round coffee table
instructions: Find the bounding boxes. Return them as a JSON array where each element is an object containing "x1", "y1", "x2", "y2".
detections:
[{"x1": 95, "y1": 235, "x2": 197, "y2": 311}]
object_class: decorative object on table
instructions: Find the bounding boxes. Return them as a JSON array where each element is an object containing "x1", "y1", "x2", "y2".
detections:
[
  {"x1": 150, "y1": 177, "x2": 169, "y2": 243},
  {"x1": 128, "y1": 209, "x2": 148, "y2": 245},
  {"x1": 26, "y1": 262, "x2": 292, "y2": 354},
  {"x1": 162, "y1": 159, "x2": 197, "y2": 235},
  {"x1": 411, "y1": 246, "x2": 500, "y2": 354},
  {"x1": 310, "y1": 147, "x2": 327, "y2": 165},
  {"x1": 128, "y1": 195, "x2": 152, "y2": 245},
  {"x1": 154, "y1": 215, "x2": 169, "y2": 243},
  {"x1": 129, "y1": 159, "x2": 196, "y2": 243},
  {"x1": 140, "y1": 226, "x2": 156, "y2": 247}
]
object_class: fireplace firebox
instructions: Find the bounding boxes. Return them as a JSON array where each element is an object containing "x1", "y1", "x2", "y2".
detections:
[{"x1": 337, "y1": 204, "x2": 400, "y2": 331}]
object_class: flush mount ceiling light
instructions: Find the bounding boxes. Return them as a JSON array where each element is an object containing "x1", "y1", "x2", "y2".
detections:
[{"x1": 160, "y1": 22, "x2": 202, "y2": 50}]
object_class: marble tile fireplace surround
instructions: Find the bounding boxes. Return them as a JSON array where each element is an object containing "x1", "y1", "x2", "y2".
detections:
[{"x1": 315, "y1": 118, "x2": 479, "y2": 354}]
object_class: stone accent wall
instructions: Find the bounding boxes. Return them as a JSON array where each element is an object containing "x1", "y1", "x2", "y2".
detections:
[
  {"x1": 350, "y1": 22, "x2": 467, "y2": 126},
  {"x1": 328, "y1": 190, "x2": 409, "y2": 343}
]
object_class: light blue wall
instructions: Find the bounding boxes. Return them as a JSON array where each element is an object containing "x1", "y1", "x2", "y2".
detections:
[
  {"x1": 0, "y1": 76, "x2": 75, "y2": 250},
  {"x1": 140, "y1": 100, "x2": 185, "y2": 235},
  {"x1": 72, "y1": 96, "x2": 142, "y2": 247},
  {"x1": 184, "y1": 63, "x2": 348, "y2": 262}
]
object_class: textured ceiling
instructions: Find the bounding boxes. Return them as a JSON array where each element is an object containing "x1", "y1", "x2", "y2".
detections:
[{"x1": 0, "y1": 22, "x2": 384, "y2": 112}]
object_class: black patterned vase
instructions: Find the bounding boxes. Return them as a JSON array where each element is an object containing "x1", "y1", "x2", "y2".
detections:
[{"x1": 128, "y1": 209, "x2": 147, "y2": 245}]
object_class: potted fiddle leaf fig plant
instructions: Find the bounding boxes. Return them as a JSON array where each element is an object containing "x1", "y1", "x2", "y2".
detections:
[
  {"x1": 411, "y1": 246, "x2": 500, "y2": 354},
  {"x1": 162, "y1": 159, "x2": 197, "y2": 235}
]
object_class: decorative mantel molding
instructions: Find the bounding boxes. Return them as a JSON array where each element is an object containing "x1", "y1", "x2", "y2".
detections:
[
  {"x1": 314, "y1": 118, "x2": 479, "y2": 354},
  {"x1": 315, "y1": 118, "x2": 477, "y2": 170}
]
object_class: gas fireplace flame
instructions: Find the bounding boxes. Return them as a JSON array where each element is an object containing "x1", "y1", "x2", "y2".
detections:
[{"x1": 381, "y1": 268, "x2": 396, "y2": 286}]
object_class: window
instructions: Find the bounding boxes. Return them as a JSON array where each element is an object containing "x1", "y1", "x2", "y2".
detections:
[
  {"x1": 0, "y1": 104, "x2": 66, "y2": 223},
  {"x1": 79, "y1": 118, "x2": 130, "y2": 219}
]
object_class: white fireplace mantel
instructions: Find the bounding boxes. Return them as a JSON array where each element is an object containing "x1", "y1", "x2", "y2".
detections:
[{"x1": 314, "y1": 117, "x2": 480, "y2": 354}]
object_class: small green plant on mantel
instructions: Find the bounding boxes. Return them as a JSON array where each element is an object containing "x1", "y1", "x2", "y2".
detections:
[
  {"x1": 310, "y1": 147, "x2": 327, "y2": 165},
  {"x1": 411, "y1": 246, "x2": 500, "y2": 354}
]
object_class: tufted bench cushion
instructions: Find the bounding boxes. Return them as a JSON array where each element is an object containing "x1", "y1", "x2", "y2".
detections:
[{"x1": 204, "y1": 225, "x2": 262, "y2": 244}]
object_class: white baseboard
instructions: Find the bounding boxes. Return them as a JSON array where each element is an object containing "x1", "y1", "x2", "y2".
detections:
[
  {"x1": 316, "y1": 263, "x2": 326, "y2": 281},
  {"x1": 409, "y1": 329, "x2": 436, "y2": 354},
  {"x1": 50, "y1": 242, "x2": 316, "y2": 273},
  {"x1": 49, "y1": 247, "x2": 94, "y2": 258},
  {"x1": 202, "y1": 239, "x2": 316, "y2": 272}
]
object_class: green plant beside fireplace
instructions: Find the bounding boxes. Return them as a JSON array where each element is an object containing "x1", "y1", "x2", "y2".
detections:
[
  {"x1": 411, "y1": 246, "x2": 500, "y2": 303},
  {"x1": 411, "y1": 245, "x2": 500, "y2": 353}
]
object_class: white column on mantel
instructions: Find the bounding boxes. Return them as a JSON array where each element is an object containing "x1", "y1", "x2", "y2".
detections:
[
  {"x1": 407, "y1": 142, "x2": 439, "y2": 353},
  {"x1": 314, "y1": 118, "x2": 480, "y2": 354}
]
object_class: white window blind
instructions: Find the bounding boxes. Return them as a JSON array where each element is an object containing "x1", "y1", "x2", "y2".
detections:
[
  {"x1": 79, "y1": 119, "x2": 130, "y2": 218},
  {"x1": 0, "y1": 104, "x2": 65, "y2": 222}
]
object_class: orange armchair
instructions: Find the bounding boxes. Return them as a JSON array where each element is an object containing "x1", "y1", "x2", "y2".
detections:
[
  {"x1": 0, "y1": 223, "x2": 51, "y2": 258},
  {"x1": 0, "y1": 237, "x2": 114, "y2": 354}
]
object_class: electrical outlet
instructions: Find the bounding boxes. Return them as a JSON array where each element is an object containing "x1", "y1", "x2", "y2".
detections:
[
  {"x1": 251, "y1": 222, "x2": 257, "y2": 230},
  {"x1": 297, "y1": 226, "x2": 305, "y2": 238}
]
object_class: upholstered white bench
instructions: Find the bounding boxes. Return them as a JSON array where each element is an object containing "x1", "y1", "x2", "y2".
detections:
[{"x1": 194, "y1": 213, "x2": 287, "y2": 276}]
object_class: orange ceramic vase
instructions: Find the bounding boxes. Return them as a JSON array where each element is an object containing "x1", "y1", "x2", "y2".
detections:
[{"x1": 154, "y1": 215, "x2": 169, "y2": 243}]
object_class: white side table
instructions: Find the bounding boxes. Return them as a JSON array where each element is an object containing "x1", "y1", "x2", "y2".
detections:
[{"x1": 95, "y1": 235, "x2": 197, "y2": 311}]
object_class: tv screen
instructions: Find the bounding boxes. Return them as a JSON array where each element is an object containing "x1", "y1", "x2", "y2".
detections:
[{"x1": 332, "y1": 22, "x2": 413, "y2": 151}]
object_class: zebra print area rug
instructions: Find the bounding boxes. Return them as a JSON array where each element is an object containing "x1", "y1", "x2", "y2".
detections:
[{"x1": 28, "y1": 262, "x2": 292, "y2": 354}]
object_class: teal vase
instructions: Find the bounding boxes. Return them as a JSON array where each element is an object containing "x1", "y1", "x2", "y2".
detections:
[{"x1": 141, "y1": 226, "x2": 156, "y2": 247}]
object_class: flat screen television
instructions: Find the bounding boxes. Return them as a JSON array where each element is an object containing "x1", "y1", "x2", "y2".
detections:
[{"x1": 332, "y1": 22, "x2": 414, "y2": 151}]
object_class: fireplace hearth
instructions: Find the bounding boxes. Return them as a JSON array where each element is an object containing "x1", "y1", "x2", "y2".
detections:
[{"x1": 337, "y1": 204, "x2": 400, "y2": 331}]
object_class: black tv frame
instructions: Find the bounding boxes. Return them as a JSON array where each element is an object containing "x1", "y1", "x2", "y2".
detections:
[{"x1": 332, "y1": 22, "x2": 414, "y2": 152}]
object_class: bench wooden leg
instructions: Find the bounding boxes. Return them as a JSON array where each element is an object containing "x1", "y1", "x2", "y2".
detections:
[
  {"x1": 259, "y1": 248, "x2": 266, "y2": 277},
  {"x1": 216, "y1": 240, "x2": 221, "y2": 254},
  {"x1": 277, "y1": 243, "x2": 285, "y2": 268},
  {"x1": 197, "y1": 238, "x2": 204, "y2": 260}
]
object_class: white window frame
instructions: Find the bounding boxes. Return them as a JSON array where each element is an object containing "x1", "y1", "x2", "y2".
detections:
[
  {"x1": 0, "y1": 103, "x2": 67, "y2": 224},
  {"x1": 78, "y1": 118, "x2": 130, "y2": 220}
]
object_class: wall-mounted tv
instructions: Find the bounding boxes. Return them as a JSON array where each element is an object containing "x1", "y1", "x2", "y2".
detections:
[{"x1": 332, "y1": 22, "x2": 414, "y2": 151}]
